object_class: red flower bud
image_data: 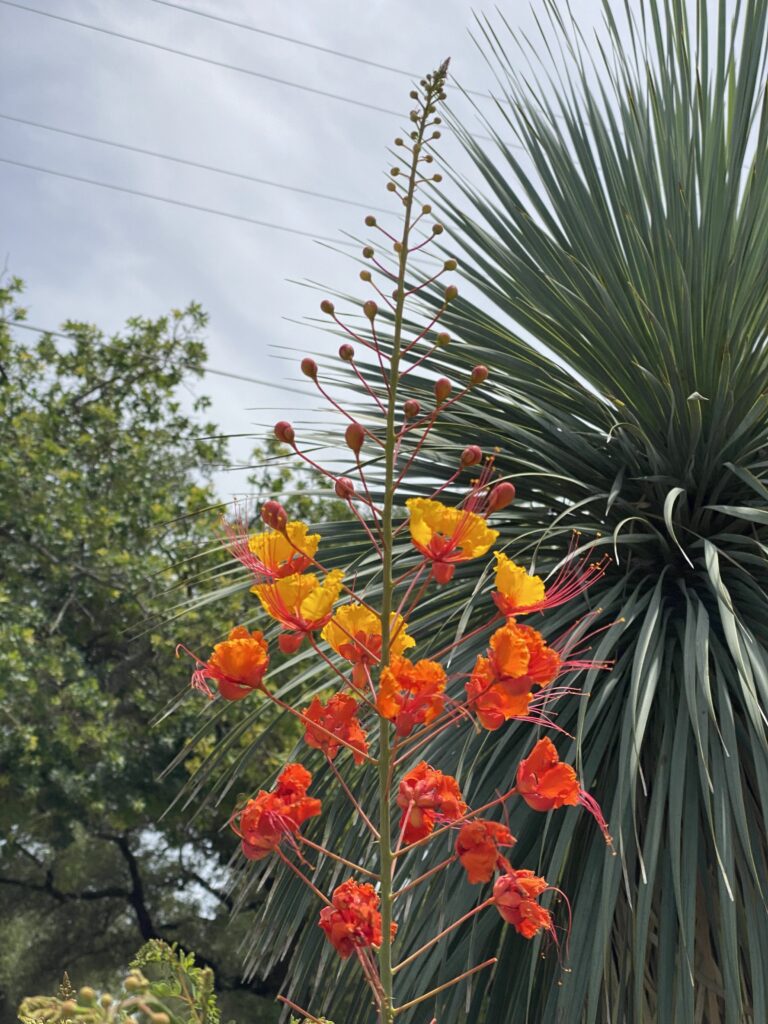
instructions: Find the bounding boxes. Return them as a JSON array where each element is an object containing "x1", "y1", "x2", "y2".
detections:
[
  {"x1": 301, "y1": 357, "x2": 318, "y2": 379},
  {"x1": 363, "y1": 300, "x2": 378, "y2": 321},
  {"x1": 261, "y1": 500, "x2": 288, "y2": 532},
  {"x1": 470, "y1": 365, "x2": 489, "y2": 385},
  {"x1": 488, "y1": 482, "x2": 516, "y2": 512},
  {"x1": 461, "y1": 445, "x2": 483, "y2": 467},
  {"x1": 434, "y1": 377, "x2": 452, "y2": 404},
  {"x1": 345, "y1": 422, "x2": 365, "y2": 454},
  {"x1": 335, "y1": 476, "x2": 356, "y2": 500},
  {"x1": 404, "y1": 399, "x2": 421, "y2": 419},
  {"x1": 320, "y1": 299, "x2": 335, "y2": 315},
  {"x1": 444, "y1": 284, "x2": 459, "y2": 302},
  {"x1": 274, "y1": 420, "x2": 295, "y2": 445},
  {"x1": 339, "y1": 343, "x2": 355, "y2": 361}
]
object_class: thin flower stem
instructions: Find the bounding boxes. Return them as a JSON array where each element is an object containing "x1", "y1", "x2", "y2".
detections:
[
  {"x1": 393, "y1": 855, "x2": 456, "y2": 898},
  {"x1": 393, "y1": 959, "x2": 497, "y2": 1015},
  {"x1": 297, "y1": 834, "x2": 379, "y2": 878},
  {"x1": 392, "y1": 898, "x2": 494, "y2": 974},
  {"x1": 276, "y1": 848, "x2": 331, "y2": 906},
  {"x1": 393, "y1": 788, "x2": 518, "y2": 860},
  {"x1": 276, "y1": 996, "x2": 328, "y2": 1024},
  {"x1": 351, "y1": 359, "x2": 387, "y2": 412},
  {"x1": 393, "y1": 715, "x2": 465, "y2": 765},
  {"x1": 325, "y1": 755, "x2": 380, "y2": 839},
  {"x1": 307, "y1": 638, "x2": 380, "y2": 714}
]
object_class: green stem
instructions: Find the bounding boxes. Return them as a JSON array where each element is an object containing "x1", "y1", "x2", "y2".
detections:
[{"x1": 376, "y1": 67, "x2": 446, "y2": 1024}]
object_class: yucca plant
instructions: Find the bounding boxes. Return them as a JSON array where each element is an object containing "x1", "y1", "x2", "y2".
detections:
[{"x1": 173, "y1": 2, "x2": 767, "y2": 1022}]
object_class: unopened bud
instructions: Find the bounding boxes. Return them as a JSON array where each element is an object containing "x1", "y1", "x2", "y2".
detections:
[
  {"x1": 274, "y1": 420, "x2": 295, "y2": 445},
  {"x1": 261, "y1": 500, "x2": 288, "y2": 531},
  {"x1": 359, "y1": 269, "x2": 372, "y2": 282},
  {"x1": 78, "y1": 987, "x2": 96, "y2": 1005},
  {"x1": 432, "y1": 223, "x2": 444, "y2": 234},
  {"x1": 387, "y1": 181, "x2": 397, "y2": 192},
  {"x1": 435, "y1": 332, "x2": 450, "y2": 347},
  {"x1": 301, "y1": 357, "x2": 318, "y2": 379},
  {"x1": 444, "y1": 284, "x2": 458, "y2": 302},
  {"x1": 363, "y1": 246, "x2": 374, "y2": 258},
  {"x1": 422, "y1": 204, "x2": 432, "y2": 214},
  {"x1": 488, "y1": 481, "x2": 516, "y2": 512},
  {"x1": 335, "y1": 476, "x2": 356, "y2": 500},
  {"x1": 339, "y1": 343, "x2": 355, "y2": 361},
  {"x1": 150, "y1": 1015, "x2": 171, "y2": 1024},
  {"x1": 363, "y1": 300, "x2": 378, "y2": 321},
  {"x1": 434, "y1": 377, "x2": 452, "y2": 404},
  {"x1": 60, "y1": 1000, "x2": 78, "y2": 1014},
  {"x1": 345, "y1": 421, "x2": 365, "y2": 454},
  {"x1": 461, "y1": 445, "x2": 483, "y2": 467},
  {"x1": 364, "y1": 215, "x2": 377, "y2": 226},
  {"x1": 124, "y1": 977, "x2": 142, "y2": 992},
  {"x1": 470, "y1": 364, "x2": 489, "y2": 385},
  {"x1": 395, "y1": 137, "x2": 404, "y2": 146},
  {"x1": 410, "y1": 90, "x2": 419, "y2": 99},
  {"x1": 100, "y1": 994, "x2": 114, "y2": 1008},
  {"x1": 393, "y1": 241, "x2": 403, "y2": 252},
  {"x1": 390, "y1": 167, "x2": 400, "y2": 176},
  {"x1": 432, "y1": 130, "x2": 442, "y2": 139},
  {"x1": 404, "y1": 398, "x2": 421, "y2": 418},
  {"x1": 320, "y1": 299, "x2": 335, "y2": 315},
  {"x1": 433, "y1": 173, "x2": 443, "y2": 182},
  {"x1": 443, "y1": 258, "x2": 458, "y2": 271}
]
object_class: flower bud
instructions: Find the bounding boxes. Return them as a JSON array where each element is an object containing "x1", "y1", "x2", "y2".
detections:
[
  {"x1": 60, "y1": 1000, "x2": 78, "y2": 1014},
  {"x1": 443, "y1": 258, "x2": 458, "y2": 271},
  {"x1": 434, "y1": 377, "x2": 452, "y2": 404},
  {"x1": 150, "y1": 1015, "x2": 171, "y2": 1024},
  {"x1": 387, "y1": 181, "x2": 397, "y2": 192},
  {"x1": 444, "y1": 284, "x2": 458, "y2": 302},
  {"x1": 301, "y1": 357, "x2": 318, "y2": 379},
  {"x1": 261, "y1": 500, "x2": 288, "y2": 532},
  {"x1": 345, "y1": 421, "x2": 365, "y2": 454},
  {"x1": 101, "y1": 994, "x2": 114, "y2": 1008},
  {"x1": 435, "y1": 332, "x2": 450, "y2": 347},
  {"x1": 363, "y1": 300, "x2": 378, "y2": 321},
  {"x1": 124, "y1": 977, "x2": 142, "y2": 992},
  {"x1": 395, "y1": 137, "x2": 404, "y2": 146},
  {"x1": 274, "y1": 420, "x2": 295, "y2": 445},
  {"x1": 339, "y1": 343, "x2": 355, "y2": 361},
  {"x1": 364, "y1": 215, "x2": 377, "y2": 226},
  {"x1": 470, "y1": 364, "x2": 489, "y2": 385},
  {"x1": 390, "y1": 167, "x2": 400, "y2": 176},
  {"x1": 433, "y1": 173, "x2": 443, "y2": 182},
  {"x1": 422, "y1": 204, "x2": 433, "y2": 215},
  {"x1": 460, "y1": 445, "x2": 483, "y2": 467},
  {"x1": 432, "y1": 130, "x2": 442, "y2": 140},
  {"x1": 335, "y1": 476, "x2": 356, "y2": 500},
  {"x1": 279, "y1": 633, "x2": 304, "y2": 654},
  {"x1": 410, "y1": 90, "x2": 419, "y2": 99},
  {"x1": 432, "y1": 223, "x2": 444, "y2": 234},
  {"x1": 404, "y1": 398, "x2": 421, "y2": 418},
  {"x1": 363, "y1": 246, "x2": 374, "y2": 258},
  {"x1": 320, "y1": 299, "x2": 335, "y2": 315},
  {"x1": 359, "y1": 269, "x2": 372, "y2": 282},
  {"x1": 78, "y1": 987, "x2": 97, "y2": 1005},
  {"x1": 488, "y1": 481, "x2": 516, "y2": 512}
]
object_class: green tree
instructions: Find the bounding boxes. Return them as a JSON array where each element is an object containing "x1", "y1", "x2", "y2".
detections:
[
  {"x1": 204, "y1": 3, "x2": 768, "y2": 1022},
  {"x1": 0, "y1": 278, "x2": 290, "y2": 1022}
]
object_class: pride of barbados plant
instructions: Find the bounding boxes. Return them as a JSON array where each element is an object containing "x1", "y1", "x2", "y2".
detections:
[{"x1": 180, "y1": 63, "x2": 612, "y2": 1024}]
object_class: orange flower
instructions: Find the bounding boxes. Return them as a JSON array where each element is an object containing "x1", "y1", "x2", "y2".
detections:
[
  {"x1": 493, "y1": 869, "x2": 554, "y2": 939},
  {"x1": 231, "y1": 763, "x2": 321, "y2": 861},
  {"x1": 253, "y1": 569, "x2": 344, "y2": 651},
  {"x1": 407, "y1": 497, "x2": 498, "y2": 583},
  {"x1": 321, "y1": 603, "x2": 415, "y2": 688},
  {"x1": 466, "y1": 621, "x2": 560, "y2": 730},
  {"x1": 191, "y1": 626, "x2": 269, "y2": 701},
  {"x1": 318, "y1": 879, "x2": 397, "y2": 959},
  {"x1": 377, "y1": 656, "x2": 446, "y2": 736},
  {"x1": 456, "y1": 819, "x2": 516, "y2": 884},
  {"x1": 517, "y1": 738, "x2": 612, "y2": 844},
  {"x1": 396, "y1": 761, "x2": 467, "y2": 843},
  {"x1": 303, "y1": 693, "x2": 368, "y2": 764}
]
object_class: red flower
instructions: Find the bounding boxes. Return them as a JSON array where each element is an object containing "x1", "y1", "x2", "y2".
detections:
[
  {"x1": 493, "y1": 869, "x2": 554, "y2": 939},
  {"x1": 190, "y1": 626, "x2": 269, "y2": 701},
  {"x1": 377, "y1": 656, "x2": 446, "y2": 737},
  {"x1": 456, "y1": 819, "x2": 516, "y2": 884},
  {"x1": 465, "y1": 621, "x2": 560, "y2": 729},
  {"x1": 303, "y1": 693, "x2": 368, "y2": 764},
  {"x1": 396, "y1": 761, "x2": 467, "y2": 844},
  {"x1": 318, "y1": 879, "x2": 397, "y2": 958},
  {"x1": 231, "y1": 763, "x2": 321, "y2": 861},
  {"x1": 517, "y1": 738, "x2": 612, "y2": 844}
]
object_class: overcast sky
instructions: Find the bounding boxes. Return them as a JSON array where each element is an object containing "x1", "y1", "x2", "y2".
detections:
[{"x1": 1, "y1": 0, "x2": 611, "y2": 495}]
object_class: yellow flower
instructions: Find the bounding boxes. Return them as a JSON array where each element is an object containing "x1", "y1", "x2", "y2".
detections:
[
  {"x1": 248, "y1": 520, "x2": 320, "y2": 577},
  {"x1": 321, "y1": 603, "x2": 415, "y2": 687},
  {"x1": 406, "y1": 498, "x2": 498, "y2": 583},
  {"x1": 253, "y1": 569, "x2": 344, "y2": 637},
  {"x1": 493, "y1": 552, "x2": 546, "y2": 615}
]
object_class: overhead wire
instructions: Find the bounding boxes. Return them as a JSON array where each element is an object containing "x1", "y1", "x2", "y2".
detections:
[{"x1": 0, "y1": 112, "x2": 388, "y2": 212}]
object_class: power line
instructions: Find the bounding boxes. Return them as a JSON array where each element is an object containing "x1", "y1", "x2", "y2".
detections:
[
  {"x1": 0, "y1": 112, "x2": 387, "y2": 213},
  {"x1": 0, "y1": 156, "x2": 357, "y2": 243},
  {"x1": 0, "y1": 1, "x2": 403, "y2": 118},
  {"x1": 3, "y1": 320, "x2": 270, "y2": 385}
]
